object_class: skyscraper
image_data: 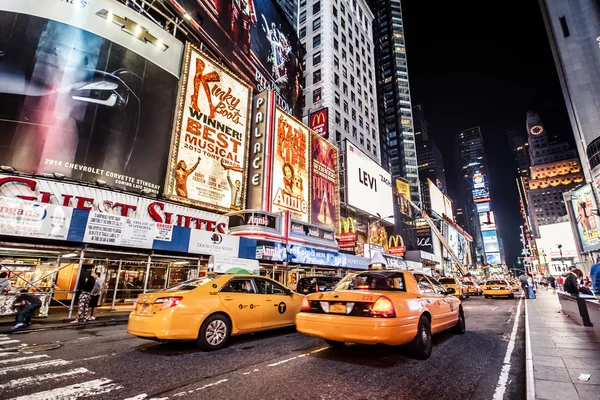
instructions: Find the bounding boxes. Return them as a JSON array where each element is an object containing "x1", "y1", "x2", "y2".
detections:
[
  {"x1": 539, "y1": 0, "x2": 600, "y2": 186},
  {"x1": 369, "y1": 0, "x2": 421, "y2": 203},
  {"x1": 525, "y1": 111, "x2": 585, "y2": 235},
  {"x1": 279, "y1": 0, "x2": 299, "y2": 29},
  {"x1": 414, "y1": 104, "x2": 447, "y2": 213}
]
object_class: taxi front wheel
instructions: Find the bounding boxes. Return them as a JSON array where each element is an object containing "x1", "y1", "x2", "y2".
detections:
[
  {"x1": 452, "y1": 307, "x2": 466, "y2": 334},
  {"x1": 407, "y1": 315, "x2": 432, "y2": 360},
  {"x1": 197, "y1": 314, "x2": 231, "y2": 351}
]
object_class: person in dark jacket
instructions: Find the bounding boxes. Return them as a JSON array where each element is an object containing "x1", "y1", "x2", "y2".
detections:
[
  {"x1": 71, "y1": 272, "x2": 96, "y2": 323},
  {"x1": 519, "y1": 273, "x2": 529, "y2": 299},
  {"x1": 13, "y1": 289, "x2": 41, "y2": 329},
  {"x1": 563, "y1": 269, "x2": 579, "y2": 296}
]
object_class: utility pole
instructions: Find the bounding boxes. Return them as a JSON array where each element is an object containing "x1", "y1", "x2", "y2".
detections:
[{"x1": 519, "y1": 225, "x2": 531, "y2": 274}]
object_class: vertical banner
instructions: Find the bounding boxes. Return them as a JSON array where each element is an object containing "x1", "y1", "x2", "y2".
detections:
[
  {"x1": 165, "y1": 44, "x2": 252, "y2": 212},
  {"x1": 270, "y1": 108, "x2": 310, "y2": 221},
  {"x1": 309, "y1": 108, "x2": 329, "y2": 138},
  {"x1": 395, "y1": 179, "x2": 412, "y2": 216},
  {"x1": 311, "y1": 134, "x2": 339, "y2": 231}
]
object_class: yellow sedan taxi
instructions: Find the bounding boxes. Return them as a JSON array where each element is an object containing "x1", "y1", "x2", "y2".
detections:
[
  {"x1": 482, "y1": 279, "x2": 515, "y2": 299},
  {"x1": 439, "y1": 276, "x2": 468, "y2": 299},
  {"x1": 128, "y1": 275, "x2": 303, "y2": 350},
  {"x1": 296, "y1": 270, "x2": 465, "y2": 359},
  {"x1": 462, "y1": 280, "x2": 482, "y2": 296}
]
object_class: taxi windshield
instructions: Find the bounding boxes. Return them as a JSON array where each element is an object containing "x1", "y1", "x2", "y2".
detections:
[
  {"x1": 486, "y1": 280, "x2": 505, "y2": 285},
  {"x1": 438, "y1": 278, "x2": 455, "y2": 284},
  {"x1": 165, "y1": 277, "x2": 216, "y2": 291},
  {"x1": 335, "y1": 271, "x2": 406, "y2": 291}
]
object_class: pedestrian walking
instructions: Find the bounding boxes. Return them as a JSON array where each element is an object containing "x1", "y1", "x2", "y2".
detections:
[
  {"x1": 88, "y1": 272, "x2": 103, "y2": 321},
  {"x1": 0, "y1": 271, "x2": 11, "y2": 294},
  {"x1": 71, "y1": 271, "x2": 96, "y2": 323},
  {"x1": 527, "y1": 273, "x2": 536, "y2": 299},
  {"x1": 519, "y1": 273, "x2": 529, "y2": 299},
  {"x1": 548, "y1": 275, "x2": 556, "y2": 293},
  {"x1": 12, "y1": 289, "x2": 41, "y2": 329},
  {"x1": 591, "y1": 261, "x2": 600, "y2": 299}
]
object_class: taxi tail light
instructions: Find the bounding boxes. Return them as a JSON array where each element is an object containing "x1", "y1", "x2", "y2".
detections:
[
  {"x1": 133, "y1": 301, "x2": 138, "y2": 311},
  {"x1": 370, "y1": 296, "x2": 396, "y2": 317},
  {"x1": 155, "y1": 297, "x2": 183, "y2": 310},
  {"x1": 301, "y1": 296, "x2": 311, "y2": 311},
  {"x1": 315, "y1": 284, "x2": 320, "y2": 292}
]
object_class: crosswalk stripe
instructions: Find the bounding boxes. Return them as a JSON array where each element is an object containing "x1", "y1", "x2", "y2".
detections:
[
  {"x1": 0, "y1": 359, "x2": 71, "y2": 375},
  {"x1": 0, "y1": 354, "x2": 49, "y2": 365},
  {"x1": 0, "y1": 340, "x2": 20, "y2": 345},
  {"x1": 0, "y1": 367, "x2": 91, "y2": 391},
  {"x1": 9, "y1": 378, "x2": 123, "y2": 400}
]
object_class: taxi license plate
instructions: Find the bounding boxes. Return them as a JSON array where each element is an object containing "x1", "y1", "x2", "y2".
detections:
[
  {"x1": 492, "y1": 287, "x2": 500, "y2": 290},
  {"x1": 329, "y1": 303, "x2": 346, "y2": 314},
  {"x1": 139, "y1": 304, "x2": 150, "y2": 314}
]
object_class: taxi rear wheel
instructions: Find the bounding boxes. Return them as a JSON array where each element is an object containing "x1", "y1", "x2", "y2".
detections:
[
  {"x1": 197, "y1": 314, "x2": 231, "y2": 351},
  {"x1": 407, "y1": 315, "x2": 432, "y2": 360},
  {"x1": 452, "y1": 307, "x2": 466, "y2": 334}
]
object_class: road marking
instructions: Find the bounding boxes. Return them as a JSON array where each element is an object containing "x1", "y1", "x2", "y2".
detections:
[
  {"x1": 123, "y1": 394, "x2": 168, "y2": 400},
  {"x1": 0, "y1": 359, "x2": 71, "y2": 375},
  {"x1": 0, "y1": 354, "x2": 49, "y2": 365},
  {"x1": 267, "y1": 356, "x2": 297, "y2": 367},
  {"x1": 0, "y1": 367, "x2": 91, "y2": 391},
  {"x1": 0, "y1": 340, "x2": 20, "y2": 346},
  {"x1": 172, "y1": 379, "x2": 228, "y2": 397},
  {"x1": 9, "y1": 378, "x2": 123, "y2": 400},
  {"x1": 491, "y1": 306, "x2": 499, "y2": 311},
  {"x1": 493, "y1": 297, "x2": 523, "y2": 400}
]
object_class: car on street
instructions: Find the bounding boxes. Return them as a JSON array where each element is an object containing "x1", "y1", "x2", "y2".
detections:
[
  {"x1": 296, "y1": 276, "x2": 340, "y2": 294},
  {"x1": 127, "y1": 275, "x2": 304, "y2": 350},
  {"x1": 439, "y1": 276, "x2": 468, "y2": 299},
  {"x1": 296, "y1": 270, "x2": 465, "y2": 359},
  {"x1": 462, "y1": 280, "x2": 482, "y2": 296},
  {"x1": 511, "y1": 280, "x2": 520, "y2": 292},
  {"x1": 482, "y1": 279, "x2": 515, "y2": 299}
]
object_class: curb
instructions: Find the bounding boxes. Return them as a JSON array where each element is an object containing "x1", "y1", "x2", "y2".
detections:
[
  {"x1": 0, "y1": 317, "x2": 129, "y2": 335},
  {"x1": 525, "y1": 299, "x2": 536, "y2": 400}
]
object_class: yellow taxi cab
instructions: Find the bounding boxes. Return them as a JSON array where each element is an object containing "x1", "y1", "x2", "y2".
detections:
[
  {"x1": 127, "y1": 275, "x2": 303, "y2": 350},
  {"x1": 296, "y1": 270, "x2": 465, "y2": 359},
  {"x1": 462, "y1": 280, "x2": 482, "y2": 296},
  {"x1": 482, "y1": 279, "x2": 515, "y2": 299},
  {"x1": 511, "y1": 280, "x2": 520, "y2": 292},
  {"x1": 438, "y1": 276, "x2": 468, "y2": 300}
]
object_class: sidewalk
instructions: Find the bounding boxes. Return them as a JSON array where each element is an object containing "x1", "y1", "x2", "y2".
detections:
[
  {"x1": 526, "y1": 290, "x2": 600, "y2": 400},
  {"x1": 0, "y1": 305, "x2": 131, "y2": 334}
]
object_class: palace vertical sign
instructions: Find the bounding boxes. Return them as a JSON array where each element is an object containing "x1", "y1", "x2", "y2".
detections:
[
  {"x1": 309, "y1": 108, "x2": 329, "y2": 139},
  {"x1": 166, "y1": 44, "x2": 252, "y2": 212}
]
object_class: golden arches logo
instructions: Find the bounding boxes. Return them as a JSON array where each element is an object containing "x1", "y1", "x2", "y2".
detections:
[
  {"x1": 388, "y1": 235, "x2": 404, "y2": 249},
  {"x1": 340, "y1": 217, "x2": 356, "y2": 233},
  {"x1": 311, "y1": 111, "x2": 326, "y2": 126}
]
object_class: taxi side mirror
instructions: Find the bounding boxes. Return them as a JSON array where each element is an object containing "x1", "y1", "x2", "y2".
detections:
[
  {"x1": 446, "y1": 288, "x2": 456, "y2": 295},
  {"x1": 284, "y1": 288, "x2": 293, "y2": 296}
]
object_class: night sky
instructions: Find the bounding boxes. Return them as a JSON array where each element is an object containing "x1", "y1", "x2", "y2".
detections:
[{"x1": 401, "y1": 0, "x2": 576, "y2": 268}]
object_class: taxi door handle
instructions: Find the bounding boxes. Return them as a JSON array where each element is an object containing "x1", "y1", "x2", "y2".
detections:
[
  {"x1": 223, "y1": 297, "x2": 234, "y2": 301},
  {"x1": 265, "y1": 299, "x2": 273, "y2": 302}
]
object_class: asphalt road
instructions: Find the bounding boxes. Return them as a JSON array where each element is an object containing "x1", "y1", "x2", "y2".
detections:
[{"x1": 0, "y1": 295, "x2": 525, "y2": 400}]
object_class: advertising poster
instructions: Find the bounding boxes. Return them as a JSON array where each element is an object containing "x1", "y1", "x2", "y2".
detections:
[
  {"x1": 395, "y1": 179, "x2": 412, "y2": 216},
  {"x1": 428, "y1": 179, "x2": 445, "y2": 217},
  {"x1": 311, "y1": 134, "x2": 339, "y2": 230},
  {"x1": 166, "y1": 45, "x2": 251, "y2": 213},
  {"x1": 345, "y1": 141, "x2": 394, "y2": 218},
  {"x1": 570, "y1": 184, "x2": 600, "y2": 252},
  {"x1": 486, "y1": 253, "x2": 501, "y2": 265},
  {"x1": 0, "y1": 1, "x2": 183, "y2": 194},
  {"x1": 271, "y1": 109, "x2": 310, "y2": 221},
  {"x1": 479, "y1": 211, "x2": 496, "y2": 231},
  {"x1": 188, "y1": 230, "x2": 240, "y2": 257},
  {"x1": 482, "y1": 230, "x2": 500, "y2": 253},
  {"x1": 167, "y1": 0, "x2": 303, "y2": 116},
  {"x1": 309, "y1": 108, "x2": 329, "y2": 138},
  {"x1": 0, "y1": 196, "x2": 72, "y2": 240},
  {"x1": 83, "y1": 212, "x2": 156, "y2": 249}
]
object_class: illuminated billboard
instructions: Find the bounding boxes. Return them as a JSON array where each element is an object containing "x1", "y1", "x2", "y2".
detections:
[
  {"x1": 479, "y1": 211, "x2": 496, "y2": 231},
  {"x1": 345, "y1": 141, "x2": 394, "y2": 218},
  {"x1": 309, "y1": 108, "x2": 329, "y2": 138},
  {"x1": 569, "y1": 184, "x2": 600, "y2": 252},
  {"x1": 486, "y1": 252, "x2": 501, "y2": 265},
  {"x1": 0, "y1": 0, "x2": 183, "y2": 194},
  {"x1": 476, "y1": 202, "x2": 491, "y2": 213},
  {"x1": 482, "y1": 230, "x2": 500, "y2": 253},
  {"x1": 271, "y1": 109, "x2": 310, "y2": 221},
  {"x1": 166, "y1": 0, "x2": 303, "y2": 116},
  {"x1": 311, "y1": 135, "x2": 339, "y2": 230},
  {"x1": 165, "y1": 45, "x2": 252, "y2": 212},
  {"x1": 396, "y1": 179, "x2": 412, "y2": 216},
  {"x1": 428, "y1": 179, "x2": 445, "y2": 218},
  {"x1": 473, "y1": 172, "x2": 486, "y2": 189}
]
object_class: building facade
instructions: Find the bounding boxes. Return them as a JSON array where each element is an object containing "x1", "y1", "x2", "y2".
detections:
[
  {"x1": 369, "y1": 0, "x2": 420, "y2": 203},
  {"x1": 526, "y1": 111, "x2": 585, "y2": 235},
  {"x1": 414, "y1": 104, "x2": 446, "y2": 213},
  {"x1": 539, "y1": 0, "x2": 600, "y2": 187},
  {"x1": 280, "y1": 0, "x2": 299, "y2": 29}
]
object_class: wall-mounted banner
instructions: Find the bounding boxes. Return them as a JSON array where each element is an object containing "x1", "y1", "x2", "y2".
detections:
[
  {"x1": 289, "y1": 219, "x2": 336, "y2": 242},
  {"x1": 416, "y1": 227, "x2": 433, "y2": 252},
  {"x1": 166, "y1": 44, "x2": 252, "y2": 213},
  {"x1": 345, "y1": 141, "x2": 394, "y2": 218},
  {"x1": 271, "y1": 108, "x2": 310, "y2": 221},
  {"x1": 229, "y1": 211, "x2": 279, "y2": 230},
  {"x1": 255, "y1": 242, "x2": 287, "y2": 262},
  {"x1": 287, "y1": 245, "x2": 345, "y2": 267},
  {"x1": 208, "y1": 255, "x2": 259, "y2": 275},
  {"x1": 395, "y1": 179, "x2": 412, "y2": 216},
  {"x1": 188, "y1": 229, "x2": 240, "y2": 257},
  {"x1": 0, "y1": 196, "x2": 72, "y2": 240},
  {"x1": 311, "y1": 134, "x2": 339, "y2": 231},
  {"x1": 309, "y1": 108, "x2": 329, "y2": 138},
  {"x1": 0, "y1": 1, "x2": 183, "y2": 194},
  {"x1": 569, "y1": 183, "x2": 600, "y2": 252},
  {"x1": 0, "y1": 174, "x2": 228, "y2": 232},
  {"x1": 83, "y1": 212, "x2": 157, "y2": 249}
]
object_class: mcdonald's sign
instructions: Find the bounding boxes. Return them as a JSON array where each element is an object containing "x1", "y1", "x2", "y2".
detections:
[
  {"x1": 309, "y1": 108, "x2": 329, "y2": 138},
  {"x1": 388, "y1": 235, "x2": 406, "y2": 256},
  {"x1": 338, "y1": 217, "x2": 357, "y2": 241}
]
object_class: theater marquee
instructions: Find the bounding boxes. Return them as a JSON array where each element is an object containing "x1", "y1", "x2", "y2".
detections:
[{"x1": 166, "y1": 44, "x2": 252, "y2": 212}]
